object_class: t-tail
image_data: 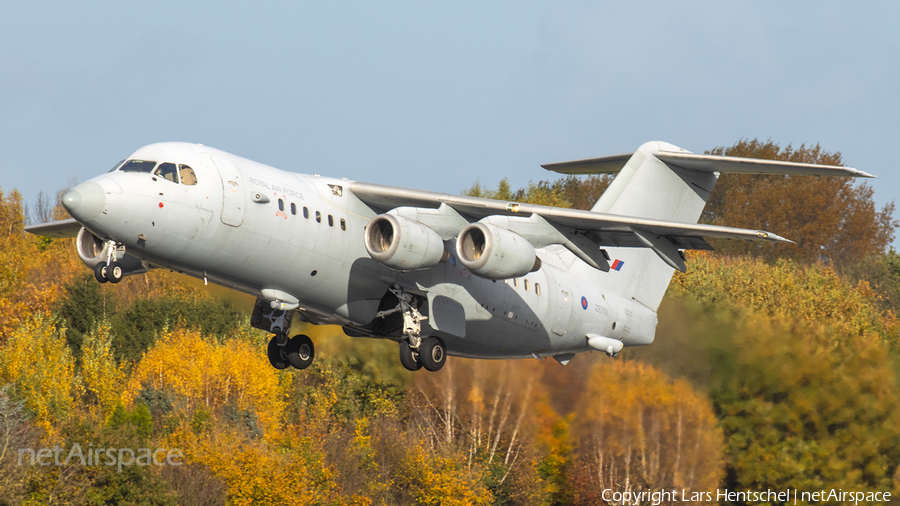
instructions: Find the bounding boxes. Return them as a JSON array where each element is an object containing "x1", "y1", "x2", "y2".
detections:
[{"x1": 543, "y1": 141, "x2": 875, "y2": 312}]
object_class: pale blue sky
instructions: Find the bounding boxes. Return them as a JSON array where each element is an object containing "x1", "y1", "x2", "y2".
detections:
[{"x1": 2, "y1": 2, "x2": 898, "y2": 229}]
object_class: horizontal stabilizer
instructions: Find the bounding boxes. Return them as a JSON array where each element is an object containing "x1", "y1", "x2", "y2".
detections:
[
  {"x1": 541, "y1": 153, "x2": 633, "y2": 174},
  {"x1": 543, "y1": 151, "x2": 875, "y2": 178},
  {"x1": 656, "y1": 152, "x2": 875, "y2": 178}
]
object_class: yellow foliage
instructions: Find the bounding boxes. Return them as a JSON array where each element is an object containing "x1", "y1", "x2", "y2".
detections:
[
  {"x1": 80, "y1": 323, "x2": 125, "y2": 418},
  {"x1": 571, "y1": 360, "x2": 724, "y2": 501},
  {"x1": 166, "y1": 424, "x2": 344, "y2": 506},
  {"x1": 671, "y1": 252, "x2": 899, "y2": 341},
  {"x1": 0, "y1": 314, "x2": 81, "y2": 435},
  {"x1": 399, "y1": 443, "x2": 493, "y2": 506},
  {"x1": 125, "y1": 328, "x2": 285, "y2": 431}
]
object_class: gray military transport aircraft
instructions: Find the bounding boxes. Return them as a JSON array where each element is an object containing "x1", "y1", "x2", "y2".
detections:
[{"x1": 26, "y1": 141, "x2": 872, "y2": 372}]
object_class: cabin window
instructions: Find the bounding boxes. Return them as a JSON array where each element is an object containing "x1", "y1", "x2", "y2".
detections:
[
  {"x1": 154, "y1": 163, "x2": 179, "y2": 183},
  {"x1": 278, "y1": 199, "x2": 284, "y2": 211},
  {"x1": 303, "y1": 207, "x2": 309, "y2": 219},
  {"x1": 291, "y1": 203, "x2": 297, "y2": 215},
  {"x1": 328, "y1": 215, "x2": 334, "y2": 227},
  {"x1": 119, "y1": 160, "x2": 157, "y2": 173},
  {"x1": 535, "y1": 283, "x2": 541, "y2": 295},
  {"x1": 179, "y1": 165, "x2": 198, "y2": 185},
  {"x1": 340, "y1": 218, "x2": 346, "y2": 231},
  {"x1": 513, "y1": 279, "x2": 519, "y2": 288},
  {"x1": 315, "y1": 211, "x2": 321, "y2": 223},
  {"x1": 524, "y1": 279, "x2": 529, "y2": 292}
]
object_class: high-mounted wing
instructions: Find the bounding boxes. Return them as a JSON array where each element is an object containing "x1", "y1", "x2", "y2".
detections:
[
  {"x1": 349, "y1": 181, "x2": 790, "y2": 272},
  {"x1": 350, "y1": 181, "x2": 788, "y2": 244},
  {"x1": 24, "y1": 218, "x2": 82, "y2": 238}
]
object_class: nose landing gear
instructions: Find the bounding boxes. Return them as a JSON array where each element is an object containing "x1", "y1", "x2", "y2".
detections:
[{"x1": 93, "y1": 261, "x2": 124, "y2": 283}]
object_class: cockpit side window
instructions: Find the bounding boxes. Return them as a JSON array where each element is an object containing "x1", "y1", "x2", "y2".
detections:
[
  {"x1": 108, "y1": 160, "x2": 125, "y2": 173},
  {"x1": 119, "y1": 160, "x2": 157, "y2": 173},
  {"x1": 179, "y1": 165, "x2": 198, "y2": 185},
  {"x1": 154, "y1": 163, "x2": 179, "y2": 183}
]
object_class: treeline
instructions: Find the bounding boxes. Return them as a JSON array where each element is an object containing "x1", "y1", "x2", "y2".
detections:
[{"x1": 0, "y1": 139, "x2": 898, "y2": 504}]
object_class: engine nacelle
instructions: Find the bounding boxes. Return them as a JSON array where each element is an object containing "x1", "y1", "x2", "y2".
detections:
[
  {"x1": 365, "y1": 214, "x2": 448, "y2": 271},
  {"x1": 75, "y1": 227, "x2": 148, "y2": 276},
  {"x1": 456, "y1": 222, "x2": 541, "y2": 280}
]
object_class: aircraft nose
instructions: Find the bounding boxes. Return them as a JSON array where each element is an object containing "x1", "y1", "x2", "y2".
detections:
[{"x1": 62, "y1": 181, "x2": 105, "y2": 222}]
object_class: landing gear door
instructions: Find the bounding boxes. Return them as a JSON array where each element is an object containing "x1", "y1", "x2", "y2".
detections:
[
  {"x1": 427, "y1": 293, "x2": 466, "y2": 338},
  {"x1": 251, "y1": 298, "x2": 293, "y2": 335},
  {"x1": 551, "y1": 284, "x2": 573, "y2": 336},
  {"x1": 212, "y1": 156, "x2": 245, "y2": 227}
]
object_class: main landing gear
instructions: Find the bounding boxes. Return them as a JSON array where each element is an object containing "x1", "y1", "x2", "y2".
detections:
[
  {"x1": 251, "y1": 298, "x2": 317, "y2": 371},
  {"x1": 267, "y1": 333, "x2": 315, "y2": 370},
  {"x1": 377, "y1": 285, "x2": 447, "y2": 372}
]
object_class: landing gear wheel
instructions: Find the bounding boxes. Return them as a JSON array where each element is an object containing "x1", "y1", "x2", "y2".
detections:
[
  {"x1": 286, "y1": 334, "x2": 314, "y2": 369},
  {"x1": 419, "y1": 337, "x2": 447, "y2": 372},
  {"x1": 267, "y1": 335, "x2": 290, "y2": 370},
  {"x1": 94, "y1": 263, "x2": 109, "y2": 284},
  {"x1": 105, "y1": 262, "x2": 124, "y2": 284},
  {"x1": 399, "y1": 341, "x2": 422, "y2": 371}
]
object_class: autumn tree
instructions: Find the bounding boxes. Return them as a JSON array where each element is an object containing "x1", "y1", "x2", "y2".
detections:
[
  {"x1": 0, "y1": 315, "x2": 81, "y2": 434},
  {"x1": 703, "y1": 138, "x2": 896, "y2": 267},
  {"x1": 412, "y1": 359, "x2": 549, "y2": 504},
  {"x1": 637, "y1": 253, "x2": 900, "y2": 498},
  {"x1": 463, "y1": 175, "x2": 612, "y2": 210},
  {"x1": 568, "y1": 361, "x2": 724, "y2": 505}
]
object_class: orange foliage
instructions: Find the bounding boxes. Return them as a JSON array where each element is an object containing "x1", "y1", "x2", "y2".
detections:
[
  {"x1": 570, "y1": 360, "x2": 724, "y2": 505},
  {"x1": 703, "y1": 139, "x2": 896, "y2": 266}
]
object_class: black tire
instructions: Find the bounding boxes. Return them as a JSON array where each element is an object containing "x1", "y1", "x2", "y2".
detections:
[
  {"x1": 419, "y1": 337, "x2": 447, "y2": 372},
  {"x1": 267, "y1": 335, "x2": 290, "y2": 370},
  {"x1": 399, "y1": 341, "x2": 422, "y2": 371},
  {"x1": 106, "y1": 261, "x2": 124, "y2": 283},
  {"x1": 286, "y1": 334, "x2": 314, "y2": 370},
  {"x1": 94, "y1": 263, "x2": 109, "y2": 284}
]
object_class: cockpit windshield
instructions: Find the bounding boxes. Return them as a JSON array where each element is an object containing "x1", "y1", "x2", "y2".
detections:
[
  {"x1": 108, "y1": 160, "x2": 125, "y2": 173},
  {"x1": 119, "y1": 160, "x2": 157, "y2": 173},
  {"x1": 154, "y1": 163, "x2": 178, "y2": 183}
]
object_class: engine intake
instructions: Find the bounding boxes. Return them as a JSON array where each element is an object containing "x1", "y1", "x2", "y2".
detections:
[
  {"x1": 365, "y1": 214, "x2": 448, "y2": 271},
  {"x1": 75, "y1": 227, "x2": 148, "y2": 276},
  {"x1": 456, "y1": 223, "x2": 541, "y2": 280}
]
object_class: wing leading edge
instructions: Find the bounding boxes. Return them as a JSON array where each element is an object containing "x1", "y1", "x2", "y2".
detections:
[
  {"x1": 24, "y1": 218, "x2": 82, "y2": 238},
  {"x1": 349, "y1": 181, "x2": 791, "y2": 272}
]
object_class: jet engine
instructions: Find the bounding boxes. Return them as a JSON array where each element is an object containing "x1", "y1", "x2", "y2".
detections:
[
  {"x1": 456, "y1": 222, "x2": 541, "y2": 280},
  {"x1": 75, "y1": 227, "x2": 148, "y2": 276},
  {"x1": 365, "y1": 214, "x2": 448, "y2": 271}
]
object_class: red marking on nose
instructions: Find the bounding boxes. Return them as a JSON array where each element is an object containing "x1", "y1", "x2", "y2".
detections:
[{"x1": 159, "y1": 202, "x2": 164, "y2": 208}]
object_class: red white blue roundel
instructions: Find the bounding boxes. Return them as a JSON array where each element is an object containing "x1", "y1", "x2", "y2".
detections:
[{"x1": 581, "y1": 296, "x2": 588, "y2": 310}]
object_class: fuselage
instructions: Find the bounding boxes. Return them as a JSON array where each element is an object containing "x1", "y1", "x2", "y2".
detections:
[{"x1": 67, "y1": 142, "x2": 657, "y2": 360}]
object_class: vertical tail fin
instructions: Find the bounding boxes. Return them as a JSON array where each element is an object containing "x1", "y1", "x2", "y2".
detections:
[
  {"x1": 591, "y1": 142, "x2": 717, "y2": 310},
  {"x1": 542, "y1": 141, "x2": 871, "y2": 311}
]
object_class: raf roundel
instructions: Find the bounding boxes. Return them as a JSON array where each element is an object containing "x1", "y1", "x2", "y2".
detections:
[{"x1": 581, "y1": 296, "x2": 588, "y2": 310}]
